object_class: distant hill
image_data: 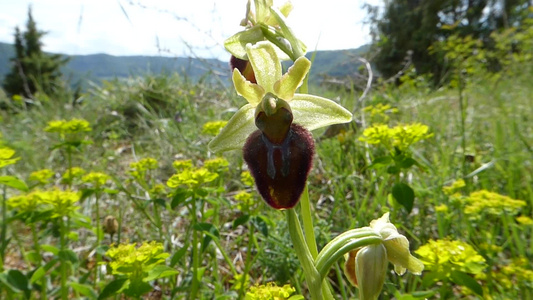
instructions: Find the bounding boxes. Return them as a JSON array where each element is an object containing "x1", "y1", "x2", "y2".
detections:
[{"x1": 0, "y1": 42, "x2": 369, "y2": 86}]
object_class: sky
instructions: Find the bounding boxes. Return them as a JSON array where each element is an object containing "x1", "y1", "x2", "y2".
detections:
[{"x1": 0, "y1": 0, "x2": 380, "y2": 60}]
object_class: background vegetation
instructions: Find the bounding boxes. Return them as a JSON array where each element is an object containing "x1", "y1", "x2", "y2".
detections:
[{"x1": 0, "y1": 3, "x2": 531, "y2": 300}]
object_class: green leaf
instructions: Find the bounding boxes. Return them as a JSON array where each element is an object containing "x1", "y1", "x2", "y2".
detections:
[
  {"x1": 387, "y1": 165, "x2": 401, "y2": 174},
  {"x1": 41, "y1": 244, "x2": 59, "y2": 255},
  {"x1": 208, "y1": 104, "x2": 256, "y2": 153},
  {"x1": 392, "y1": 183, "x2": 415, "y2": 213},
  {"x1": 58, "y1": 249, "x2": 79, "y2": 264},
  {"x1": 30, "y1": 259, "x2": 58, "y2": 283},
  {"x1": 143, "y1": 265, "x2": 179, "y2": 282},
  {"x1": 193, "y1": 223, "x2": 220, "y2": 252},
  {"x1": 450, "y1": 270, "x2": 483, "y2": 297},
  {"x1": 123, "y1": 280, "x2": 152, "y2": 298},
  {"x1": 98, "y1": 278, "x2": 129, "y2": 300},
  {"x1": 170, "y1": 245, "x2": 188, "y2": 267},
  {"x1": 171, "y1": 188, "x2": 189, "y2": 209},
  {"x1": 0, "y1": 176, "x2": 28, "y2": 191},
  {"x1": 69, "y1": 282, "x2": 97, "y2": 299},
  {"x1": 6, "y1": 269, "x2": 29, "y2": 292},
  {"x1": 290, "y1": 94, "x2": 352, "y2": 132},
  {"x1": 233, "y1": 214, "x2": 250, "y2": 228},
  {"x1": 398, "y1": 157, "x2": 417, "y2": 169},
  {"x1": 366, "y1": 156, "x2": 393, "y2": 170},
  {"x1": 251, "y1": 216, "x2": 269, "y2": 237}
]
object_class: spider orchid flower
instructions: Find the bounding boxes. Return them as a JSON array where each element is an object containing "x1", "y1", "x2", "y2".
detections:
[{"x1": 209, "y1": 42, "x2": 352, "y2": 209}]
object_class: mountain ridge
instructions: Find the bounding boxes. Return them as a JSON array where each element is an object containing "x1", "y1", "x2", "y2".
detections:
[{"x1": 0, "y1": 42, "x2": 369, "y2": 85}]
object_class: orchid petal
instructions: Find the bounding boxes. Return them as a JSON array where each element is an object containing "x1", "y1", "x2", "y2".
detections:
[
  {"x1": 224, "y1": 26, "x2": 264, "y2": 59},
  {"x1": 355, "y1": 244, "x2": 388, "y2": 300},
  {"x1": 290, "y1": 94, "x2": 353, "y2": 131},
  {"x1": 208, "y1": 104, "x2": 257, "y2": 153},
  {"x1": 274, "y1": 56, "x2": 311, "y2": 100},
  {"x1": 383, "y1": 235, "x2": 425, "y2": 276},
  {"x1": 246, "y1": 42, "x2": 282, "y2": 93},
  {"x1": 232, "y1": 69, "x2": 265, "y2": 105}
]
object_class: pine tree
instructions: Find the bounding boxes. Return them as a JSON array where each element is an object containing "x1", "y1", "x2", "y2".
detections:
[{"x1": 2, "y1": 7, "x2": 69, "y2": 98}]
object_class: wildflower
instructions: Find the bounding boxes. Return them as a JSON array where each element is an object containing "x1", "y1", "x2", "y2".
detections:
[
  {"x1": 241, "y1": 171, "x2": 255, "y2": 187},
  {"x1": 204, "y1": 157, "x2": 229, "y2": 172},
  {"x1": 516, "y1": 215, "x2": 533, "y2": 225},
  {"x1": 245, "y1": 282, "x2": 302, "y2": 300},
  {"x1": 105, "y1": 241, "x2": 177, "y2": 298},
  {"x1": 7, "y1": 192, "x2": 45, "y2": 213},
  {"x1": 359, "y1": 123, "x2": 432, "y2": 152},
  {"x1": 129, "y1": 157, "x2": 158, "y2": 181},
  {"x1": 82, "y1": 172, "x2": 110, "y2": 188},
  {"x1": 442, "y1": 179, "x2": 466, "y2": 195},
  {"x1": 167, "y1": 168, "x2": 218, "y2": 189},
  {"x1": 344, "y1": 213, "x2": 424, "y2": 300},
  {"x1": 209, "y1": 42, "x2": 351, "y2": 209},
  {"x1": 435, "y1": 204, "x2": 449, "y2": 213},
  {"x1": 462, "y1": 190, "x2": 526, "y2": 216},
  {"x1": 0, "y1": 147, "x2": 20, "y2": 168},
  {"x1": 29, "y1": 169, "x2": 55, "y2": 184},
  {"x1": 235, "y1": 191, "x2": 254, "y2": 212},
  {"x1": 202, "y1": 120, "x2": 228, "y2": 136},
  {"x1": 415, "y1": 239, "x2": 486, "y2": 277},
  {"x1": 172, "y1": 159, "x2": 193, "y2": 171},
  {"x1": 61, "y1": 167, "x2": 85, "y2": 185},
  {"x1": 44, "y1": 118, "x2": 92, "y2": 136}
]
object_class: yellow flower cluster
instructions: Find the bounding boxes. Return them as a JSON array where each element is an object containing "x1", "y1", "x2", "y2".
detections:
[
  {"x1": 172, "y1": 159, "x2": 193, "y2": 171},
  {"x1": 0, "y1": 147, "x2": 20, "y2": 169},
  {"x1": 442, "y1": 179, "x2": 466, "y2": 195},
  {"x1": 29, "y1": 169, "x2": 55, "y2": 184},
  {"x1": 62, "y1": 167, "x2": 86, "y2": 185},
  {"x1": 477, "y1": 257, "x2": 533, "y2": 290},
  {"x1": 82, "y1": 172, "x2": 110, "y2": 187},
  {"x1": 235, "y1": 191, "x2": 254, "y2": 212},
  {"x1": 8, "y1": 188, "x2": 81, "y2": 218},
  {"x1": 362, "y1": 103, "x2": 398, "y2": 122},
  {"x1": 204, "y1": 157, "x2": 229, "y2": 172},
  {"x1": 462, "y1": 190, "x2": 526, "y2": 216},
  {"x1": 415, "y1": 239, "x2": 486, "y2": 276},
  {"x1": 359, "y1": 123, "x2": 433, "y2": 152},
  {"x1": 245, "y1": 282, "x2": 301, "y2": 300},
  {"x1": 166, "y1": 168, "x2": 218, "y2": 189},
  {"x1": 129, "y1": 158, "x2": 158, "y2": 180},
  {"x1": 241, "y1": 171, "x2": 255, "y2": 187},
  {"x1": 202, "y1": 120, "x2": 228, "y2": 136},
  {"x1": 44, "y1": 118, "x2": 92, "y2": 135},
  {"x1": 106, "y1": 241, "x2": 169, "y2": 278}
]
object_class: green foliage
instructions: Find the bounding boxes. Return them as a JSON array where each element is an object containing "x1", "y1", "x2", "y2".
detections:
[
  {"x1": 366, "y1": 0, "x2": 532, "y2": 83},
  {"x1": 1, "y1": 8, "x2": 68, "y2": 100}
]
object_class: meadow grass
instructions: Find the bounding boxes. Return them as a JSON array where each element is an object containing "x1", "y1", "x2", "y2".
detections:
[{"x1": 0, "y1": 62, "x2": 531, "y2": 299}]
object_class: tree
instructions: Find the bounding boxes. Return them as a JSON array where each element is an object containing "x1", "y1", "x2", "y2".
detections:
[
  {"x1": 365, "y1": 0, "x2": 532, "y2": 84},
  {"x1": 2, "y1": 7, "x2": 69, "y2": 98}
]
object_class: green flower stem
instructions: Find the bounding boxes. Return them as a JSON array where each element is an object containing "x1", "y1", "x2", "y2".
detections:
[
  {"x1": 300, "y1": 185, "x2": 318, "y2": 258},
  {"x1": 286, "y1": 209, "x2": 322, "y2": 300},
  {"x1": 31, "y1": 223, "x2": 47, "y2": 299},
  {"x1": 189, "y1": 195, "x2": 200, "y2": 300},
  {"x1": 59, "y1": 217, "x2": 68, "y2": 300},
  {"x1": 0, "y1": 186, "x2": 6, "y2": 272},
  {"x1": 299, "y1": 186, "x2": 335, "y2": 299},
  {"x1": 316, "y1": 235, "x2": 382, "y2": 279}
]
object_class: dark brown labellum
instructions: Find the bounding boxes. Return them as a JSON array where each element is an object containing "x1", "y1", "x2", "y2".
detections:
[{"x1": 243, "y1": 124, "x2": 315, "y2": 209}]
